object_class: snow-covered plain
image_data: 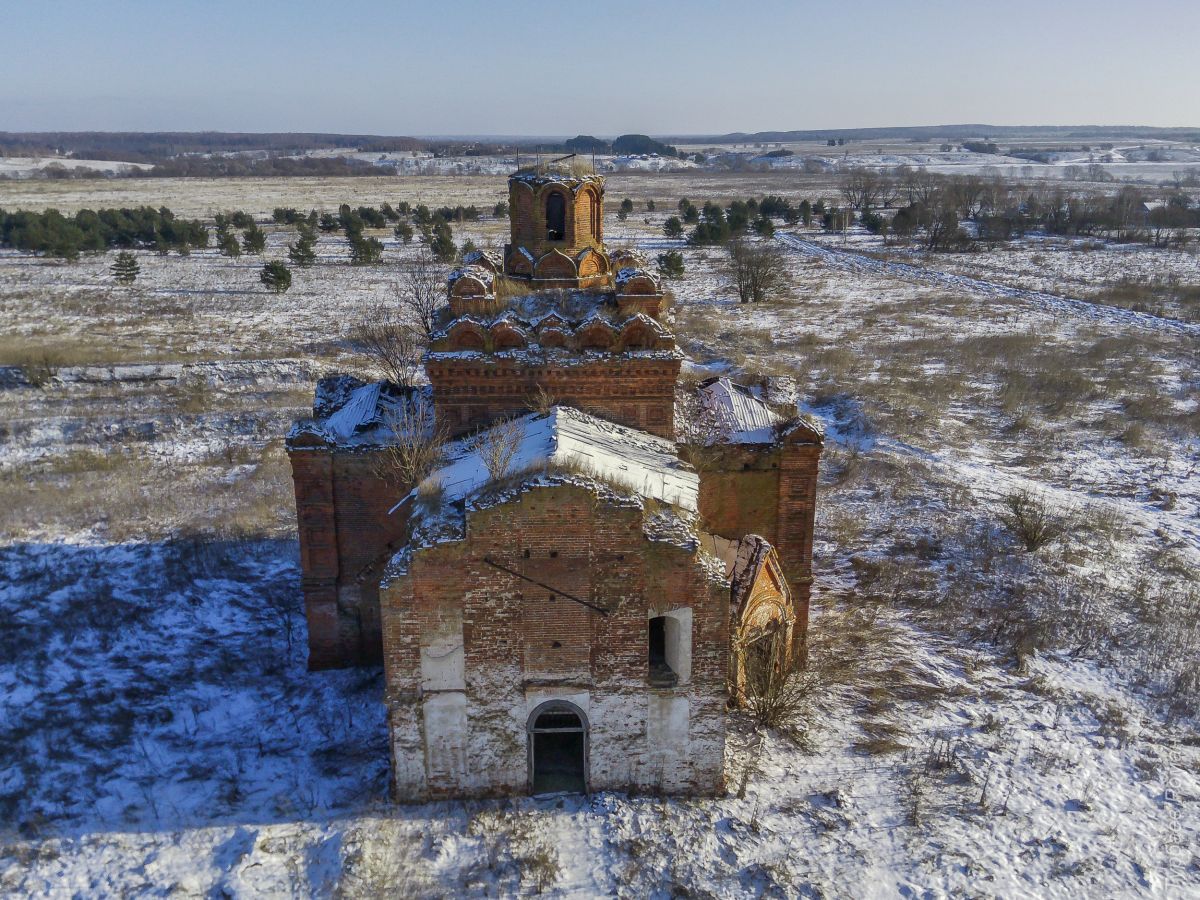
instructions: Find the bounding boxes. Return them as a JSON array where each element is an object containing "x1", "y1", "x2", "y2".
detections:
[{"x1": 1, "y1": 178, "x2": 1198, "y2": 897}]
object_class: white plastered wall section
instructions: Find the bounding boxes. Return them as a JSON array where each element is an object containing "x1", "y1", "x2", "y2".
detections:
[{"x1": 389, "y1": 604, "x2": 723, "y2": 800}]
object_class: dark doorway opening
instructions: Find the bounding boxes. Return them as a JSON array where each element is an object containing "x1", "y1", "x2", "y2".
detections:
[
  {"x1": 648, "y1": 615, "x2": 677, "y2": 686},
  {"x1": 546, "y1": 192, "x2": 566, "y2": 241},
  {"x1": 528, "y1": 703, "x2": 587, "y2": 794}
]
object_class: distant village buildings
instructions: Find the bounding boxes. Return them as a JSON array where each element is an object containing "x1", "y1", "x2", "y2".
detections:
[{"x1": 286, "y1": 165, "x2": 823, "y2": 800}]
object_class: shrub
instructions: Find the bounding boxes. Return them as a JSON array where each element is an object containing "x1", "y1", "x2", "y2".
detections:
[
  {"x1": 1002, "y1": 490, "x2": 1068, "y2": 552},
  {"x1": 726, "y1": 240, "x2": 787, "y2": 303}
]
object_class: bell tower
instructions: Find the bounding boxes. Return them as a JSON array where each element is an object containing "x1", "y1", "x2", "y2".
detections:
[{"x1": 503, "y1": 164, "x2": 611, "y2": 289}]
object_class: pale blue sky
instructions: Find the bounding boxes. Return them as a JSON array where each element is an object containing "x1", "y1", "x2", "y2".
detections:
[{"x1": 2, "y1": 0, "x2": 1197, "y2": 135}]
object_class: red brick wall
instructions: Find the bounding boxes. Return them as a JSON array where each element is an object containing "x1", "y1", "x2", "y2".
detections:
[
  {"x1": 427, "y1": 357, "x2": 680, "y2": 438},
  {"x1": 290, "y1": 446, "x2": 410, "y2": 669},
  {"x1": 506, "y1": 177, "x2": 606, "y2": 288},
  {"x1": 691, "y1": 446, "x2": 783, "y2": 548},
  {"x1": 688, "y1": 439, "x2": 821, "y2": 660}
]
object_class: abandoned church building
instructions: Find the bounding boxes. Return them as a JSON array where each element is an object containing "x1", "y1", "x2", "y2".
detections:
[{"x1": 286, "y1": 164, "x2": 823, "y2": 799}]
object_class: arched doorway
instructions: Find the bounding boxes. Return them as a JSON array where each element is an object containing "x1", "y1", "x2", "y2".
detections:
[
  {"x1": 527, "y1": 701, "x2": 588, "y2": 794},
  {"x1": 741, "y1": 623, "x2": 786, "y2": 699}
]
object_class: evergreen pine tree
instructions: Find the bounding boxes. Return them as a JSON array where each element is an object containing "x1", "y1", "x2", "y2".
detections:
[
  {"x1": 288, "y1": 233, "x2": 317, "y2": 268},
  {"x1": 110, "y1": 251, "x2": 140, "y2": 285},
  {"x1": 242, "y1": 223, "x2": 267, "y2": 254},
  {"x1": 429, "y1": 221, "x2": 456, "y2": 262},
  {"x1": 218, "y1": 230, "x2": 241, "y2": 258},
  {"x1": 349, "y1": 234, "x2": 384, "y2": 265},
  {"x1": 260, "y1": 260, "x2": 292, "y2": 293},
  {"x1": 655, "y1": 250, "x2": 685, "y2": 279},
  {"x1": 754, "y1": 216, "x2": 775, "y2": 237},
  {"x1": 394, "y1": 221, "x2": 414, "y2": 244},
  {"x1": 663, "y1": 216, "x2": 684, "y2": 238}
]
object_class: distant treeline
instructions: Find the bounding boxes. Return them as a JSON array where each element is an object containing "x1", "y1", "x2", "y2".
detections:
[
  {"x1": 671, "y1": 124, "x2": 1200, "y2": 145},
  {"x1": 140, "y1": 155, "x2": 386, "y2": 178},
  {"x1": 0, "y1": 131, "x2": 426, "y2": 164},
  {"x1": 562, "y1": 134, "x2": 678, "y2": 157},
  {"x1": 0, "y1": 206, "x2": 208, "y2": 259}
]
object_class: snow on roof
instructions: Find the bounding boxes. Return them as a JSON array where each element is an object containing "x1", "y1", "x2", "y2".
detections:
[
  {"x1": 615, "y1": 267, "x2": 661, "y2": 290},
  {"x1": 447, "y1": 264, "x2": 495, "y2": 289},
  {"x1": 509, "y1": 170, "x2": 602, "y2": 188},
  {"x1": 461, "y1": 248, "x2": 502, "y2": 269},
  {"x1": 325, "y1": 382, "x2": 386, "y2": 439},
  {"x1": 699, "y1": 377, "x2": 781, "y2": 444},
  {"x1": 425, "y1": 347, "x2": 683, "y2": 364},
  {"x1": 422, "y1": 406, "x2": 698, "y2": 511}
]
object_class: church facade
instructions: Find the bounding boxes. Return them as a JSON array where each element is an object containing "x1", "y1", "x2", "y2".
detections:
[{"x1": 287, "y1": 164, "x2": 823, "y2": 800}]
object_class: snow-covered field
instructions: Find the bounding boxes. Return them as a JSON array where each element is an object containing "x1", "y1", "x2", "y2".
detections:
[
  {"x1": 0, "y1": 156, "x2": 151, "y2": 178},
  {"x1": 1, "y1": 177, "x2": 1198, "y2": 897}
]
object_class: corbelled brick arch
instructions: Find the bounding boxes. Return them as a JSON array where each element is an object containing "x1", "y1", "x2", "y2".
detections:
[
  {"x1": 490, "y1": 321, "x2": 529, "y2": 351},
  {"x1": 575, "y1": 183, "x2": 603, "y2": 244},
  {"x1": 619, "y1": 315, "x2": 666, "y2": 352},
  {"x1": 577, "y1": 247, "x2": 607, "y2": 278},
  {"x1": 534, "y1": 249, "x2": 578, "y2": 283},
  {"x1": 447, "y1": 319, "x2": 488, "y2": 351},
  {"x1": 577, "y1": 319, "x2": 617, "y2": 351}
]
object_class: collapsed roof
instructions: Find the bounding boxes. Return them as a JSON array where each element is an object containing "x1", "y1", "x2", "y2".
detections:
[
  {"x1": 694, "y1": 377, "x2": 825, "y2": 445},
  {"x1": 287, "y1": 376, "x2": 426, "y2": 449}
]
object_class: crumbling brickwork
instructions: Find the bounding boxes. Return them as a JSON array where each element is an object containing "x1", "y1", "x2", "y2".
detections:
[
  {"x1": 427, "y1": 357, "x2": 681, "y2": 438},
  {"x1": 381, "y1": 484, "x2": 729, "y2": 799},
  {"x1": 686, "y1": 432, "x2": 821, "y2": 658}
]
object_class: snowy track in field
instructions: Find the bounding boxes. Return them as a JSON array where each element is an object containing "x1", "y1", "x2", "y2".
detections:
[{"x1": 777, "y1": 233, "x2": 1200, "y2": 338}]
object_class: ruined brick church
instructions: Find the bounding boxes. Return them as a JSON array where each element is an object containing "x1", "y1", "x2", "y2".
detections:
[{"x1": 287, "y1": 164, "x2": 823, "y2": 799}]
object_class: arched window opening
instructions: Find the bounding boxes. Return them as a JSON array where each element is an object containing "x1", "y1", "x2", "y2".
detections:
[
  {"x1": 546, "y1": 191, "x2": 566, "y2": 241},
  {"x1": 589, "y1": 191, "x2": 601, "y2": 240}
]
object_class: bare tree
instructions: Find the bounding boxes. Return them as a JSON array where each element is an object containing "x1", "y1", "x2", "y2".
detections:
[
  {"x1": 378, "y1": 392, "x2": 446, "y2": 487},
  {"x1": 901, "y1": 167, "x2": 941, "y2": 206},
  {"x1": 726, "y1": 240, "x2": 788, "y2": 303},
  {"x1": 474, "y1": 417, "x2": 526, "y2": 481},
  {"x1": 357, "y1": 303, "x2": 424, "y2": 387},
  {"x1": 675, "y1": 380, "x2": 734, "y2": 472},
  {"x1": 841, "y1": 168, "x2": 886, "y2": 211},
  {"x1": 397, "y1": 249, "x2": 446, "y2": 339}
]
